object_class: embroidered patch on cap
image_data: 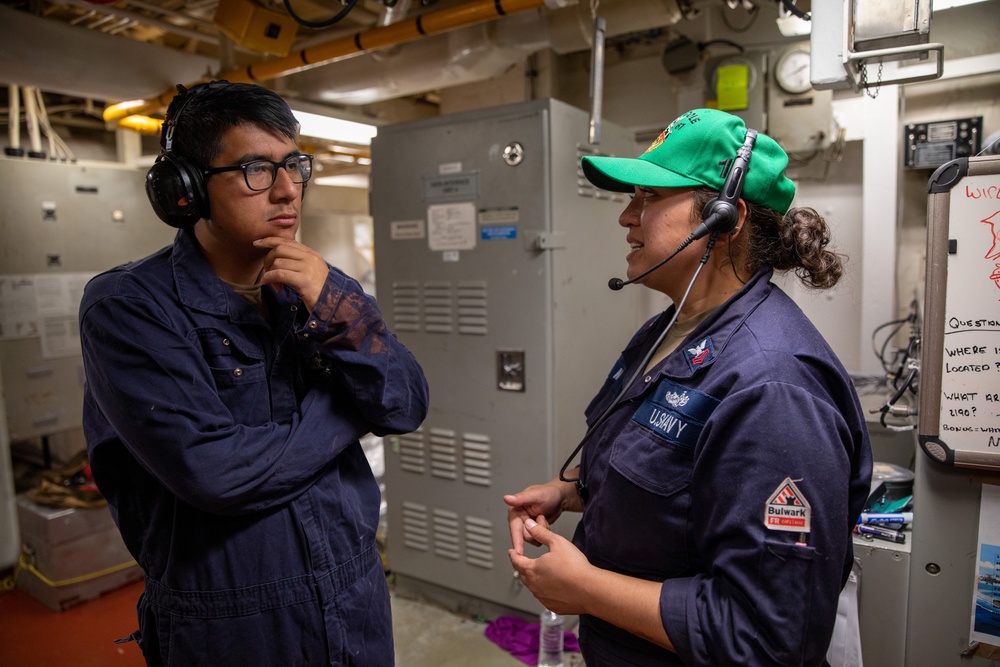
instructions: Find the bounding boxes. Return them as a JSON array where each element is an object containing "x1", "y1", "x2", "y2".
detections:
[
  {"x1": 764, "y1": 477, "x2": 812, "y2": 534},
  {"x1": 684, "y1": 336, "x2": 716, "y2": 372}
]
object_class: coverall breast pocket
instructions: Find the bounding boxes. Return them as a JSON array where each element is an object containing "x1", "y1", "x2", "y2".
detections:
[
  {"x1": 609, "y1": 424, "x2": 694, "y2": 498},
  {"x1": 603, "y1": 426, "x2": 695, "y2": 574},
  {"x1": 190, "y1": 328, "x2": 267, "y2": 425}
]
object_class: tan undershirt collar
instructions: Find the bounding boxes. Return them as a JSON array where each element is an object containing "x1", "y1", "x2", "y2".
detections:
[{"x1": 644, "y1": 307, "x2": 718, "y2": 372}]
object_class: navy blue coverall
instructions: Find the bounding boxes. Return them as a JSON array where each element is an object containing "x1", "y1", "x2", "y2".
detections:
[
  {"x1": 80, "y1": 227, "x2": 428, "y2": 666},
  {"x1": 574, "y1": 269, "x2": 872, "y2": 666}
]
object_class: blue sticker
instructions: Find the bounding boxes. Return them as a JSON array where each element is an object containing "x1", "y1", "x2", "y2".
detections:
[
  {"x1": 631, "y1": 377, "x2": 720, "y2": 448},
  {"x1": 481, "y1": 225, "x2": 517, "y2": 240}
]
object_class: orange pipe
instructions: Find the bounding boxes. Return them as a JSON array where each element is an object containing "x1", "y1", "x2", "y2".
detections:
[
  {"x1": 233, "y1": 0, "x2": 547, "y2": 82},
  {"x1": 105, "y1": 0, "x2": 550, "y2": 123}
]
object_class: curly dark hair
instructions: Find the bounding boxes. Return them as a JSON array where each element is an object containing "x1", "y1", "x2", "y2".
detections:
[{"x1": 692, "y1": 187, "x2": 844, "y2": 289}]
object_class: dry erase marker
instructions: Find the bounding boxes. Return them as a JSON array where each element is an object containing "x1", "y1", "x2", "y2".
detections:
[
  {"x1": 857, "y1": 524, "x2": 906, "y2": 544},
  {"x1": 858, "y1": 512, "x2": 913, "y2": 526}
]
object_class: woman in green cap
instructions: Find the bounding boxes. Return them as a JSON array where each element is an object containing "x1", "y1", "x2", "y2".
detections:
[{"x1": 506, "y1": 108, "x2": 872, "y2": 666}]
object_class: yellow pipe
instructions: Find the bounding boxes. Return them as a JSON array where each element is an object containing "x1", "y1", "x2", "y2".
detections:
[
  {"x1": 104, "y1": 0, "x2": 551, "y2": 124},
  {"x1": 117, "y1": 114, "x2": 164, "y2": 135}
]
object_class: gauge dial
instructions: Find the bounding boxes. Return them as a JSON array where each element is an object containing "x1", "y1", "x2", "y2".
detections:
[{"x1": 775, "y1": 45, "x2": 812, "y2": 95}]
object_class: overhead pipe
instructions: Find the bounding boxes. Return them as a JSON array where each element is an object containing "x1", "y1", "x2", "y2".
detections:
[
  {"x1": 23, "y1": 86, "x2": 45, "y2": 158},
  {"x1": 116, "y1": 114, "x2": 166, "y2": 134},
  {"x1": 588, "y1": 15, "x2": 605, "y2": 145},
  {"x1": 30, "y1": 87, "x2": 77, "y2": 161},
  {"x1": 234, "y1": 0, "x2": 557, "y2": 82},
  {"x1": 5, "y1": 84, "x2": 23, "y2": 156},
  {"x1": 284, "y1": 0, "x2": 680, "y2": 106},
  {"x1": 104, "y1": 0, "x2": 571, "y2": 123}
]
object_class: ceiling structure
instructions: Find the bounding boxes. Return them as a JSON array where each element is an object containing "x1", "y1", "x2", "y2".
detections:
[{"x1": 0, "y1": 0, "x2": 731, "y2": 176}]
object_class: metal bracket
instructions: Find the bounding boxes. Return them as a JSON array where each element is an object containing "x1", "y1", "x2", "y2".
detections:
[
  {"x1": 842, "y1": 0, "x2": 944, "y2": 90},
  {"x1": 846, "y1": 42, "x2": 945, "y2": 89},
  {"x1": 525, "y1": 231, "x2": 568, "y2": 251}
]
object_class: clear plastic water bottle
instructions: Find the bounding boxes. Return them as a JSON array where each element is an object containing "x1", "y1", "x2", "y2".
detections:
[{"x1": 538, "y1": 608, "x2": 565, "y2": 667}]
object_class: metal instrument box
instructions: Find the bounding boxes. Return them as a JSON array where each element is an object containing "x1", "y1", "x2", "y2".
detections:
[
  {"x1": 16, "y1": 495, "x2": 141, "y2": 612},
  {"x1": 371, "y1": 98, "x2": 643, "y2": 615},
  {"x1": 213, "y1": 0, "x2": 297, "y2": 56}
]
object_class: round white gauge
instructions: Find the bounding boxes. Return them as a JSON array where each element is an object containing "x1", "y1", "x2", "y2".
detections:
[{"x1": 775, "y1": 45, "x2": 812, "y2": 95}]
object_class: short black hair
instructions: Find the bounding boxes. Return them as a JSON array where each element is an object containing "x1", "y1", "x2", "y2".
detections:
[{"x1": 161, "y1": 81, "x2": 299, "y2": 169}]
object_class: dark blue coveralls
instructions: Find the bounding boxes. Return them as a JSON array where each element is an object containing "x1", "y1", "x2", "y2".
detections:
[
  {"x1": 574, "y1": 269, "x2": 872, "y2": 666},
  {"x1": 80, "y1": 227, "x2": 429, "y2": 666}
]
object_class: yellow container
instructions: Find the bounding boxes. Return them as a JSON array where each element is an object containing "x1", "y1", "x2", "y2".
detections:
[{"x1": 214, "y1": 0, "x2": 298, "y2": 56}]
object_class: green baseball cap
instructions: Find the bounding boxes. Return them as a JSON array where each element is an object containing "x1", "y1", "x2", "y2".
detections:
[{"x1": 581, "y1": 108, "x2": 796, "y2": 214}]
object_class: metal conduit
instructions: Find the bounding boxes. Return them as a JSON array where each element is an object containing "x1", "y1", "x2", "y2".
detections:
[
  {"x1": 104, "y1": 0, "x2": 558, "y2": 122},
  {"x1": 54, "y1": 0, "x2": 225, "y2": 47}
]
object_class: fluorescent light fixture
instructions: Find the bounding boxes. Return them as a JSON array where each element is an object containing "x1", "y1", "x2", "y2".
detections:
[
  {"x1": 292, "y1": 110, "x2": 377, "y2": 145},
  {"x1": 116, "y1": 98, "x2": 150, "y2": 112},
  {"x1": 314, "y1": 174, "x2": 371, "y2": 189},
  {"x1": 932, "y1": 0, "x2": 991, "y2": 9}
]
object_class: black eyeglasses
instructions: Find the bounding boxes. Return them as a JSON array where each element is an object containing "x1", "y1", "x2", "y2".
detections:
[{"x1": 204, "y1": 154, "x2": 314, "y2": 191}]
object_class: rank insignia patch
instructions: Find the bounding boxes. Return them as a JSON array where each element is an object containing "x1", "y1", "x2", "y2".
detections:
[{"x1": 684, "y1": 336, "x2": 716, "y2": 372}]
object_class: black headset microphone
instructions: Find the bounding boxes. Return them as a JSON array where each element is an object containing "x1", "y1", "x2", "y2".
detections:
[
  {"x1": 607, "y1": 129, "x2": 758, "y2": 291},
  {"x1": 562, "y1": 128, "x2": 760, "y2": 500}
]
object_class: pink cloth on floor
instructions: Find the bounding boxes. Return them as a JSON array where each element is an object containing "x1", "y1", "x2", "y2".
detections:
[{"x1": 484, "y1": 615, "x2": 580, "y2": 665}]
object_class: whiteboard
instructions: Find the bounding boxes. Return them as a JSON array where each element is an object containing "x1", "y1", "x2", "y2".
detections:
[{"x1": 919, "y1": 155, "x2": 1000, "y2": 469}]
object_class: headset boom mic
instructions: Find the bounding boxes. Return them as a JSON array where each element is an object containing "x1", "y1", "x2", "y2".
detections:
[
  {"x1": 607, "y1": 127, "x2": 758, "y2": 292},
  {"x1": 607, "y1": 236, "x2": 695, "y2": 290}
]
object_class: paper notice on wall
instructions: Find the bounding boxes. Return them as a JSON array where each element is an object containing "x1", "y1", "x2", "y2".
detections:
[
  {"x1": 40, "y1": 315, "x2": 83, "y2": 358},
  {"x1": 971, "y1": 483, "x2": 1000, "y2": 645},
  {"x1": 0, "y1": 273, "x2": 93, "y2": 358},
  {"x1": 427, "y1": 202, "x2": 477, "y2": 252},
  {"x1": 0, "y1": 275, "x2": 39, "y2": 340}
]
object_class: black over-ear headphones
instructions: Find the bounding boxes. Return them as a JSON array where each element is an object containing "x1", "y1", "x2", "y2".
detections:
[
  {"x1": 692, "y1": 128, "x2": 758, "y2": 240},
  {"x1": 145, "y1": 83, "x2": 216, "y2": 228}
]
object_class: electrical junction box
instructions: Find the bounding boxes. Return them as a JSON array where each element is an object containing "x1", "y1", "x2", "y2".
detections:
[
  {"x1": 370, "y1": 99, "x2": 643, "y2": 615},
  {"x1": 904, "y1": 117, "x2": 983, "y2": 169},
  {"x1": 0, "y1": 157, "x2": 174, "y2": 574},
  {"x1": 852, "y1": 0, "x2": 932, "y2": 53},
  {"x1": 214, "y1": 0, "x2": 298, "y2": 57},
  {"x1": 0, "y1": 158, "x2": 174, "y2": 443}
]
